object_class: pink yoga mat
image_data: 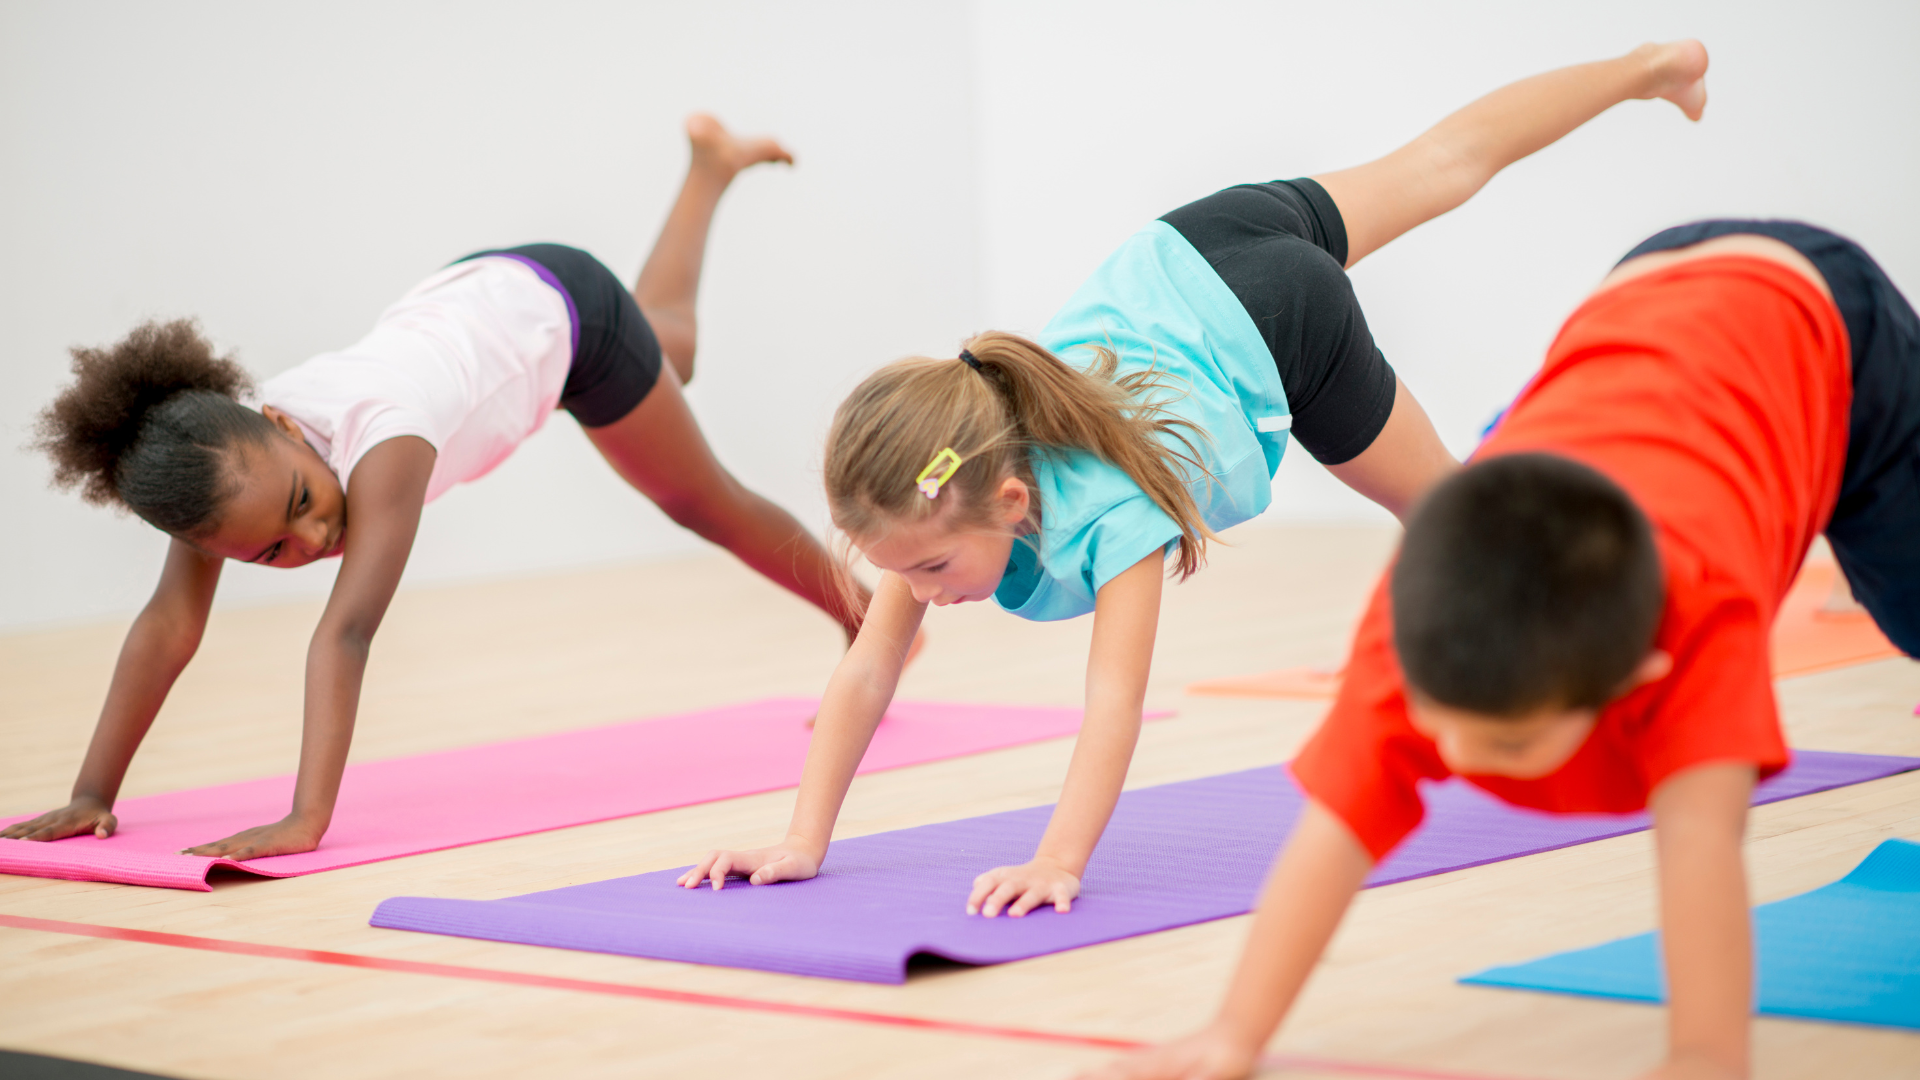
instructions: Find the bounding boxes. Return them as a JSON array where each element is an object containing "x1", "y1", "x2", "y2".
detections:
[{"x1": 1, "y1": 698, "x2": 1161, "y2": 891}]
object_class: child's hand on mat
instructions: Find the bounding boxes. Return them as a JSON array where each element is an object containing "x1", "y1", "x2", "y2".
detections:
[
  {"x1": 180, "y1": 816, "x2": 323, "y2": 860},
  {"x1": 967, "y1": 856, "x2": 1080, "y2": 917},
  {"x1": 1074, "y1": 1022, "x2": 1259, "y2": 1080},
  {"x1": 0, "y1": 796, "x2": 118, "y2": 842},
  {"x1": 677, "y1": 841, "x2": 822, "y2": 890}
]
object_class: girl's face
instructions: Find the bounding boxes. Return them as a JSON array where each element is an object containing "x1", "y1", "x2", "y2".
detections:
[
  {"x1": 194, "y1": 407, "x2": 347, "y2": 568},
  {"x1": 856, "y1": 477, "x2": 1032, "y2": 606}
]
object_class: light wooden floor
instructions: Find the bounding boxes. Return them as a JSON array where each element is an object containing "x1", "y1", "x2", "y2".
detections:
[{"x1": 2, "y1": 525, "x2": 1916, "y2": 1080}]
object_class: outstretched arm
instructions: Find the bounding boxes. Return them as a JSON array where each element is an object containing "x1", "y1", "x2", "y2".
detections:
[
  {"x1": 1, "y1": 538, "x2": 221, "y2": 842},
  {"x1": 1080, "y1": 799, "x2": 1376, "y2": 1080},
  {"x1": 1316, "y1": 40, "x2": 1709, "y2": 268},
  {"x1": 1644, "y1": 762, "x2": 1756, "y2": 1080},
  {"x1": 182, "y1": 436, "x2": 435, "y2": 859},
  {"x1": 678, "y1": 568, "x2": 926, "y2": 888},
  {"x1": 968, "y1": 550, "x2": 1162, "y2": 918}
]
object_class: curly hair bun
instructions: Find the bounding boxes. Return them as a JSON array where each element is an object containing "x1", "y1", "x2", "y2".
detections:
[{"x1": 35, "y1": 319, "x2": 256, "y2": 509}]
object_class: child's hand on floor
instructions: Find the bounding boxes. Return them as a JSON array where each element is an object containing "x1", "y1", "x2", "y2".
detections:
[
  {"x1": 0, "y1": 796, "x2": 117, "y2": 842},
  {"x1": 677, "y1": 841, "x2": 822, "y2": 889},
  {"x1": 967, "y1": 855, "x2": 1080, "y2": 917},
  {"x1": 1075, "y1": 1022, "x2": 1260, "y2": 1080},
  {"x1": 180, "y1": 816, "x2": 323, "y2": 860}
]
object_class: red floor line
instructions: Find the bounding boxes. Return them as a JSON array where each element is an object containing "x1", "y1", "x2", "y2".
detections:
[{"x1": 2, "y1": 913, "x2": 1525, "y2": 1080}]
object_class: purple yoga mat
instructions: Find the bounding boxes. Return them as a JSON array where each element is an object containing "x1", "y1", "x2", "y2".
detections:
[{"x1": 371, "y1": 749, "x2": 1917, "y2": 984}]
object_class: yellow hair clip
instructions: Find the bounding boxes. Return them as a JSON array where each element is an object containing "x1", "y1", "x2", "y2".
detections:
[{"x1": 916, "y1": 447, "x2": 964, "y2": 499}]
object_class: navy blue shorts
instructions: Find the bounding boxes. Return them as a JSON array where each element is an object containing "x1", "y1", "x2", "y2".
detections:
[
  {"x1": 456, "y1": 243, "x2": 664, "y2": 428},
  {"x1": 1622, "y1": 221, "x2": 1920, "y2": 655}
]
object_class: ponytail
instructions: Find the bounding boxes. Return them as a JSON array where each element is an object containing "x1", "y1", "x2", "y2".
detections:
[
  {"x1": 825, "y1": 330, "x2": 1216, "y2": 578},
  {"x1": 34, "y1": 318, "x2": 278, "y2": 537}
]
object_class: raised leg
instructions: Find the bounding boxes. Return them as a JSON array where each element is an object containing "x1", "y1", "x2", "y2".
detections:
[
  {"x1": 1315, "y1": 40, "x2": 1709, "y2": 269},
  {"x1": 585, "y1": 365, "x2": 866, "y2": 642},
  {"x1": 1325, "y1": 376, "x2": 1458, "y2": 523},
  {"x1": 633, "y1": 114, "x2": 793, "y2": 383}
]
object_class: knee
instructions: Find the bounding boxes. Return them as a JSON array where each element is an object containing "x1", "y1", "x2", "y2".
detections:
[
  {"x1": 655, "y1": 491, "x2": 719, "y2": 536},
  {"x1": 1417, "y1": 132, "x2": 1496, "y2": 208},
  {"x1": 654, "y1": 480, "x2": 748, "y2": 541},
  {"x1": 661, "y1": 330, "x2": 696, "y2": 383},
  {"x1": 646, "y1": 312, "x2": 697, "y2": 384}
]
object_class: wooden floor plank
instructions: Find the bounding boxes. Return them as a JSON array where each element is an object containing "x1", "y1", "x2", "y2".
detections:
[{"x1": 4, "y1": 526, "x2": 1916, "y2": 1078}]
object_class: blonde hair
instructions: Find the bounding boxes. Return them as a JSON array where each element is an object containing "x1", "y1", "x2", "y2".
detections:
[{"x1": 825, "y1": 330, "x2": 1217, "y2": 579}]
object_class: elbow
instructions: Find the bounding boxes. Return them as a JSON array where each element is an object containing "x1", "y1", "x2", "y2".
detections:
[
  {"x1": 338, "y1": 626, "x2": 377, "y2": 659},
  {"x1": 133, "y1": 609, "x2": 207, "y2": 670},
  {"x1": 315, "y1": 619, "x2": 378, "y2": 661}
]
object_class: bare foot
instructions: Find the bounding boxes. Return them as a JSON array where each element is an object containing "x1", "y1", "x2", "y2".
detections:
[
  {"x1": 1633, "y1": 39, "x2": 1709, "y2": 121},
  {"x1": 686, "y1": 113, "x2": 794, "y2": 184}
]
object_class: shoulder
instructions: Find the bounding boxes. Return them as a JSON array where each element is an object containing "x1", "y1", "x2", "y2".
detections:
[
  {"x1": 1035, "y1": 450, "x2": 1179, "y2": 566},
  {"x1": 993, "y1": 452, "x2": 1180, "y2": 622},
  {"x1": 1036, "y1": 449, "x2": 1152, "y2": 523},
  {"x1": 1628, "y1": 553, "x2": 1785, "y2": 786}
]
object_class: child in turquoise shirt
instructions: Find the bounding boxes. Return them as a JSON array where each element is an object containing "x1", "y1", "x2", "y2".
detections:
[
  {"x1": 683, "y1": 42, "x2": 1713, "y2": 918},
  {"x1": 996, "y1": 218, "x2": 1294, "y2": 621}
]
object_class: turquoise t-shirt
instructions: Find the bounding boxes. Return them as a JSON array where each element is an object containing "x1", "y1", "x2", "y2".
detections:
[{"x1": 992, "y1": 220, "x2": 1292, "y2": 622}]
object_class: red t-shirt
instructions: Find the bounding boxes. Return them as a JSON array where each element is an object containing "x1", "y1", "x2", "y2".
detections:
[{"x1": 1292, "y1": 257, "x2": 1853, "y2": 860}]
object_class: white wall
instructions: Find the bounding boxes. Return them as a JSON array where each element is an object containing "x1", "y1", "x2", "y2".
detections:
[
  {"x1": 0, "y1": 1, "x2": 983, "y2": 630},
  {"x1": 6, "y1": 0, "x2": 1917, "y2": 631},
  {"x1": 969, "y1": 0, "x2": 1920, "y2": 521}
]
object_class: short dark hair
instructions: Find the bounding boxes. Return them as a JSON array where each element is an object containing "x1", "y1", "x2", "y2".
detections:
[
  {"x1": 34, "y1": 318, "x2": 277, "y2": 538},
  {"x1": 1391, "y1": 452, "x2": 1664, "y2": 717}
]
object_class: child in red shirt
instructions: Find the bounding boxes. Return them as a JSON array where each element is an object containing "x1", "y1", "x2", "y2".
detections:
[{"x1": 1088, "y1": 221, "x2": 1918, "y2": 1080}]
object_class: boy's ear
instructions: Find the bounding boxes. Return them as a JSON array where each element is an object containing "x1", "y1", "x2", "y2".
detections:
[
  {"x1": 260, "y1": 405, "x2": 304, "y2": 442},
  {"x1": 1624, "y1": 649, "x2": 1674, "y2": 691}
]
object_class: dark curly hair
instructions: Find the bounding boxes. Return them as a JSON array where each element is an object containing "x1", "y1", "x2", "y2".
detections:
[{"x1": 35, "y1": 318, "x2": 279, "y2": 538}]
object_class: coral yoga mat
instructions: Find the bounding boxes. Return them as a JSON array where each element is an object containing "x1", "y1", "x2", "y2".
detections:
[
  {"x1": 371, "y1": 750, "x2": 1918, "y2": 984},
  {"x1": 1186, "y1": 559, "x2": 1904, "y2": 701},
  {"x1": 1463, "y1": 838, "x2": 1920, "y2": 1030},
  {"x1": 0, "y1": 699, "x2": 1161, "y2": 891}
]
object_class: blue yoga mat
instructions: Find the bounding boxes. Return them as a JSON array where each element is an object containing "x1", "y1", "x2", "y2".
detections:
[{"x1": 1462, "y1": 838, "x2": 1920, "y2": 1030}]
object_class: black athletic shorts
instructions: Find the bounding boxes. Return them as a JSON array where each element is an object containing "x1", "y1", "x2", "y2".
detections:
[
  {"x1": 1160, "y1": 178, "x2": 1397, "y2": 465},
  {"x1": 456, "y1": 243, "x2": 665, "y2": 428},
  {"x1": 1622, "y1": 220, "x2": 1920, "y2": 656}
]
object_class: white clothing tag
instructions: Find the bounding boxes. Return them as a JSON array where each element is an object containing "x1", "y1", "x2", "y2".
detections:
[{"x1": 1256, "y1": 415, "x2": 1293, "y2": 433}]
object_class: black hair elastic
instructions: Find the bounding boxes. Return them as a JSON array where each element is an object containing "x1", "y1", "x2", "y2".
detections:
[{"x1": 958, "y1": 348, "x2": 983, "y2": 371}]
